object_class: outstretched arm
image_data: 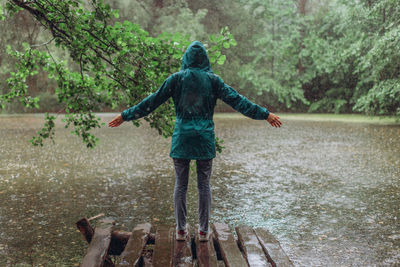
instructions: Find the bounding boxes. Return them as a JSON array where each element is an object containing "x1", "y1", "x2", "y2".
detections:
[
  {"x1": 108, "y1": 74, "x2": 175, "y2": 127},
  {"x1": 218, "y1": 81, "x2": 282, "y2": 127}
]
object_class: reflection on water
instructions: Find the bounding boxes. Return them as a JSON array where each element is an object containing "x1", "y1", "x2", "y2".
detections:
[{"x1": 0, "y1": 114, "x2": 399, "y2": 266}]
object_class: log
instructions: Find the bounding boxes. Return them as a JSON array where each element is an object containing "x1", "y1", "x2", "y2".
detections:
[
  {"x1": 77, "y1": 218, "x2": 95, "y2": 244},
  {"x1": 81, "y1": 218, "x2": 115, "y2": 267},
  {"x1": 172, "y1": 224, "x2": 192, "y2": 266},
  {"x1": 254, "y1": 228, "x2": 294, "y2": 267},
  {"x1": 117, "y1": 223, "x2": 152, "y2": 266},
  {"x1": 235, "y1": 226, "x2": 271, "y2": 267},
  {"x1": 152, "y1": 225, "x2": 174, "y2": 267},
  {"x1": 211, "y1": 223, "x2": 248, "y2": 267},
  {"x1": 88, "y1": 213, "x2": 105, "y2": 221},
  {"x1": 195, "y1": 227, "x2": 218, "y2": 267},
  {"x1": 76, "y1": 218, "x2": 132, "y2": 256},
  {"x1": 109, "y1": 230, "x2": 131, "y2": 256}
]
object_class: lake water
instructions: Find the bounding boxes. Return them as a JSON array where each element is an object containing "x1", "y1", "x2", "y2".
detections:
[{"x1": 0, "y1": 113, "x2": 399, "y2": 266}]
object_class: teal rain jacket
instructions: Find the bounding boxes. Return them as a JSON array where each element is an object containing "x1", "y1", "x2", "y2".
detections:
[{"x1": 121, "y1": 41, "x2": 270, "y2": 160}]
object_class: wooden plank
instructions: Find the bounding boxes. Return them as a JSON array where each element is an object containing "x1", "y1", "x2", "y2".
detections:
[
  {"x1": 211, "y1": 223, "x2": 248, "y2": 267},
  {"x1": 152, "y1": 225, "x2": 174, "y2": 267},
  {"x1": 76, "y1": 218, "x2": 95, "y2": 244},
  {"x1": 109, "y1": 230, "x2": 131, "y2": 256},
  {"x1": 195, "y1": 227, "x2": 218, "y2": 267},
  {"x1": 81, "y1": 218, "x2": 115, "y2": 267},
  {"x1": 254, "y1": 228, "x2": 294, "y2": 267},
  {"x1": 235, "y1": 226, "x2": 271, "y2": 267},
  {"x1": 77, "y1": 217, "x2": 130, "y2": 256},
  {"x1": 117, "y1": 223, "x2": 152, "y2": 266},
  {"x1": 172, "y1": 224, "x2": 192, "y2": 266}
]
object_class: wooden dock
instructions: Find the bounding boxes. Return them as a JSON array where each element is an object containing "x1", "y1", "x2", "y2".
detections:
[{"x1": 76, "y1": 217, "x2": 294, "y2": 267}]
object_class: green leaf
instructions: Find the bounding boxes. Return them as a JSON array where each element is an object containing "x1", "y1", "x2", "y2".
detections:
[
  {"x1": 217, "y1": 54, "x2": 226, "y2": 65},
  {"x1": 113, "y1": 10, "x2": 119, "y2": 19},
  {"x1": 209, "y1": 34, "x2": 216, "y2": 42}
]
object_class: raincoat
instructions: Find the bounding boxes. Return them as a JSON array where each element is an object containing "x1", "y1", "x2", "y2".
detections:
[{"x1": 121, "y1": 41, "x2": 270, "y2": 159}]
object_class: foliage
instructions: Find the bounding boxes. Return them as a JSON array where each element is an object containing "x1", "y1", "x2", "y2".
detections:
[
  {"x1": 30, "y1": 112, "x2": 56, "y2": 146},
  {"x1": 354, "y1": 79, "x2": 400, "y2": 116},
  {"x1": 234, "y1": 0, "x2": 399, "y2": 116},
  {"x1": 299, "y1": 0, "x2": 400, "y2": 115},
  {"x1": 0, "y1": 3, "x2": 4, "y2": 20},
  {"x1": 1, "y1": 0, "x2": 399, "y2": 149},
  {"x1": 239, "y1": 0, "x2": 309, "y2": 110},
  {"x1": 2, "y1": 0, "x2": 234, "y2": 148},
  {"x1": 153, "y1": 0, "x2": 208, "y2": 41},
  {"x1": 353, "y1": 25, "x2": 400, "y2": 116}
]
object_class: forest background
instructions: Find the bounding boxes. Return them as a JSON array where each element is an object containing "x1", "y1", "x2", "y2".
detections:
[{"x1": 0, "y1": 0, "x2": 399, "y2": 146}]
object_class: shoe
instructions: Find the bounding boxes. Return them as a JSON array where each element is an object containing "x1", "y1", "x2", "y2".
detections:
[
  {"x1": 198, "y1": 230, "x2": 210, "y2": 242},
  {"x1": 176, "y1": 226, "x2": 188, "y2": 241}
]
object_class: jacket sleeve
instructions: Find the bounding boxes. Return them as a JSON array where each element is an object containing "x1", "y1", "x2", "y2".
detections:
[
  {"x1": 217, "y1": 78, "x2": 270, "y2": 120},
  {"x1": 121, "y1": 74, "x2": 175, "y2": 121}
]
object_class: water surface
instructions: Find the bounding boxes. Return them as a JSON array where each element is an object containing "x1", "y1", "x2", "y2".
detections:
[{"x1": 0, "y1": 113, "x2": 399, "y2": 266}]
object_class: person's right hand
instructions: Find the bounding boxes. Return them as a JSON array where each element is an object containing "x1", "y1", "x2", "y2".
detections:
[
  {"x1": 266, "y1": 112, "x2": 282, "y2": 128},
  {"x1": 109, "y1": 114, "x2": 124, "y2": 127}
]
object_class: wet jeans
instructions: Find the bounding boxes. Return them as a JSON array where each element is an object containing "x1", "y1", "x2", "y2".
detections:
[{"x1": 173, "y1": 158, "x2": 213, "y2": 233}]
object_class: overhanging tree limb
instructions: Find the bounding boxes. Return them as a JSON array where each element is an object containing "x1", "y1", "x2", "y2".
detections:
[{"x1": 3, "y1": 0, "x2": 235, "y2": 149}]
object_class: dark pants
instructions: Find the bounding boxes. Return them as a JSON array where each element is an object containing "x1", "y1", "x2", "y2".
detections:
[{"x1": 173, "y1": 158, "x2": 213, "y2": 233}]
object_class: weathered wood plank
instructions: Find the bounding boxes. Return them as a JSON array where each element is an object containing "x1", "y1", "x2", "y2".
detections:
[
  {"x1": 235, "y1": 226, "x2": 271, "y2": 267},
  {"x1": 254, "y1": 228, "x2": 294, "y2": 267},
  {"x1": 77, "y1": 218, "x2": 95, "y2": 244},
  {"x1": 77, "y1": 217, "x2": 131, "y2": 256},
  {"x1": 109, "y1": 231, "x2": 131, "y2": 256},
  {"x1": 81, "y1": 218, "x2": 115, "y2": 267},
  {"x1": 152, "y1": 225, "x2": 174, "y2": 267},
  {"x1": 211, "y1": 223, "x2": 248, "y2": 267},
  {"x1": 195, "y1": 227, "x2": 218, "y2": 267},
  {"x1": 173, "y1": 224, "x2": 192, "y2": 266},
  {"x1": 117, "y1": 223, "x2": 152, "y2": 266}
]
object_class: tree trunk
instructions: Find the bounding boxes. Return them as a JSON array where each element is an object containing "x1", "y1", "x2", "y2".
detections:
[
  {"x1": 381, "y1": 7, "x2": 386, "y2": 35},
  {"x1": 297, "y1": 0, "x2": 307, "y2": 74}
]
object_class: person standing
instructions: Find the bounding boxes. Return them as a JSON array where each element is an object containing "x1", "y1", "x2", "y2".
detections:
[{"x1": 109, "y1": 41, "x2": 282, "y2": 241}]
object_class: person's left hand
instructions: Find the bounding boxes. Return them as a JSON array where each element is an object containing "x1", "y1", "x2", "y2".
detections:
[
  {"x1": 109, "y1": 114, "x2": 124, "y2": 127},
  {"x1": 266, "y1": 112, "x2": 282, "y2": 128}
]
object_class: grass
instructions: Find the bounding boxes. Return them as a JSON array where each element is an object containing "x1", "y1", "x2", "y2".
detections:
[{"x1": 214, "y1": 112, "x2": 400, "y2": 125}]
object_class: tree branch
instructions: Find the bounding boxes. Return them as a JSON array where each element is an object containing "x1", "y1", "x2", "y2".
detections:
[{"x1": 30, "y1": 37, "x2": 55, "y2": 48}]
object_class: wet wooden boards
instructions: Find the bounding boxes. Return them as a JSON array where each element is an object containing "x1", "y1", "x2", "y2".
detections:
[
  {"x1": 152, "y1": 225, "x2": 174, "y2": 267},
  {"x1": 172, "y1": 224, "x2": 193, "y2": 266},
  {"x1": 236, "y1": 225, "x2": 272, "y2": 267},
  {"x1": 81, "y1": 218, "x2": 115, "y2": 267},
  {"x1": 195, "y1": 228, "x2": 218, "y2": 267},
  {"x1": 212, "y1": 223, "x2": 248, "y2": 267},
  {"x1": 254, "y1": 227, "x2": 294, "y2": 267},
  {"x1": 78, "y1": 220, "x2": 294, "y2": 267},
  {"x1": 117, "y1": 223, "x2": 151, "y2": 266}
]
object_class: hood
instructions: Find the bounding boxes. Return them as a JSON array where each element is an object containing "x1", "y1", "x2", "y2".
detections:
[{"x1": 181, "y1": 41, "x2": 212, "y2": 72}]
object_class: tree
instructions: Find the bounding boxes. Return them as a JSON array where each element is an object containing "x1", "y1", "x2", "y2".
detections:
[
  {"x1": 300, "y1": 0, "x2": 400, "y2": 115},
  {"x1": 353, "y1": 0, "x2": 400, "y2": 116},
  {"x1": 1, "y1": 0, "x2": 236, "y2": 148},
  {"x1": 238, "y1": 0, "x2": 308, "y2": 110}
]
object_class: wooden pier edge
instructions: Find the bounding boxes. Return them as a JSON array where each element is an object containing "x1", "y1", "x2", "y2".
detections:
[
  {"x1": 76, "y1": 218, "x2": 294, "y2": 267},
  {"x1": 80, "y1": 218, "x2": 115, "y2": 267}
]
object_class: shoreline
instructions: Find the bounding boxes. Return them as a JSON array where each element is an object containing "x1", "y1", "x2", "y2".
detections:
[{"x1": 0, "y1": 112, "x2": 399, "y2": 125}]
